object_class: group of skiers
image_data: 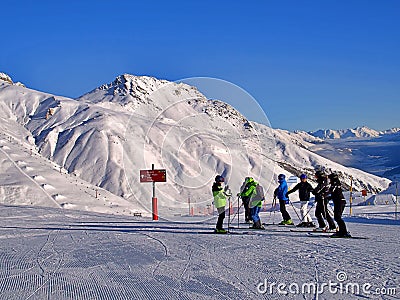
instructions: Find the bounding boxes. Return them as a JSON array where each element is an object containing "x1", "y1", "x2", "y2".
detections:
[{"x1": 212, "y1": 169, "x2": 351, "y2": 238}]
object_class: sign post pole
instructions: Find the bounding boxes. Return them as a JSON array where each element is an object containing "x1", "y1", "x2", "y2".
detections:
[
  {"x1": 140, "y1": 165, "x2": 166, "y2": 221},
  {"x1": 151, "y1": 164, "x2": 158, "y2": 221}
]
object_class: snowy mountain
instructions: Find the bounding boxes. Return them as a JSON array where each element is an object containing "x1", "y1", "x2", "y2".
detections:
[
  {"x1": 309, "y1": 126, "x2": 400, "y2": 140},
  {"x1": 302, "y1": 126, "x2": 400, "y2": 181},
  {"x1": 309, "y1": 126, "x2": 383, "y2": 139},
  {"x1": 0, "y1": 72, "x2": 391, "y2": 217}
]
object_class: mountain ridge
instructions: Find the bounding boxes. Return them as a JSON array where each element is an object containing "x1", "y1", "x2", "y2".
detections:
[
  {"x1": 0, "y1": 71, "x2": 391, "y2": 216},
  {"x1": 308, "y1": 126, "x2": 400, "y2": 140}
]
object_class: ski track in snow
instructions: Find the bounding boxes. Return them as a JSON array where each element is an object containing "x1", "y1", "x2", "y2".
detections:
[
  {"x1": 0, "y1": 205, "x2": 399, "y2": 299},
  {"x1": 0, "y1": 141, "x2": 62, "y2": 209}
]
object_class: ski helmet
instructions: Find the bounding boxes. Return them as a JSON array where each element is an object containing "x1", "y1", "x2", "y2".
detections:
[
  {"x1": 328, "y1": 173, "x2": 339, "y2": 181},
  {"x1": 215, "y1": 175, "x2": 224, "y2": 183},
  {"x1": 315, "y1": 170, "x2": 325, "y2": 178},
  {"x1": 300, "y1": 174, "x2": 307, "y2": 180},
  {"x1": 278, "y1": 174, "x2": 285, "y2": 181}
]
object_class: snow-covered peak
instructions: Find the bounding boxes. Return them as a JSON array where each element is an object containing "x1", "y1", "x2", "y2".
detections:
[
  {"x1": 77, "y1": 74, "x2": 206, "y2": 114},
  {"x1": 309, "y1": 126, "x2": 382, "y2": 139},
  {"x1": 0, "y1": 72, "x2": 13, "y2": 84},
  {"x1": 77, "y1": 74, "x2": 170, "y2": 107},
  {"x1": 351, "y1": 126, "x2": 382, "y2": 138},
  {"x1": 76, "y1": 74, "x2": 250, "y2": 130},
  {"x1": 96, "y1": 73, "x2": 170, "y2": 96},
  {"x1": 0, "y1": 72, "x2": 25, "y2": 87},
  {"x1": 384, "y1": 127, "x2": 400, "y2": 135}
]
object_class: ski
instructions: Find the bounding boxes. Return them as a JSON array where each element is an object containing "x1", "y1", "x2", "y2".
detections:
[
  {"x1": 306, "y1": 232, "x2": 369, "y2": 239},
  {"x1": 227, "y1": 231, "x2": 250, "y2": 235},
  {"x1": 207, "y1": 229, "x2": 256, "y2": 235},
  {"x1": 195, "y1": 230, "x2": 248, "y2": 235},
  {"x1": 262, "y1": 223, "x2": 278, "y2": 226},
  {"x1": 262, "y1": 223, "x2": 294, "y2": 227},
  {"x1": 229, "y1": 227, "x2": 267, "y2": 232},
  {"x1": 290, "y1": 229, "x2": 322, "y2": 233}
]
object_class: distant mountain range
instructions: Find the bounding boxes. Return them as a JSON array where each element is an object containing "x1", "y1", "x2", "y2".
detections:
[{"x1": 308, "y1": 126, "x2": 400, "y2": 139}]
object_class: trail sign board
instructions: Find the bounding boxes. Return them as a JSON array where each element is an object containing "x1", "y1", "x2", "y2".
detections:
[
  {"x1": 140, "y1": 169, "x2": 167, "y2": 183},
  {"x1": 287, "y1": 176, "x2": 298, "y2": 185}
]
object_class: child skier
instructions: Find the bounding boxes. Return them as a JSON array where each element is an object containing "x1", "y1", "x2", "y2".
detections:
[
  {"x1": 240, "y1": 177, "x2": 265, "y2": 229},
  {"x1": 286, "y1": 174, "x2": 315, "y2": 227},
  {"x1": 212, "y1": 175, "x2": 231, "y2": 233},
  {"x1": 274, "y1": 174, "x2": 294, "y2": 225},
  {"x1": 327, "y1": 173, "x2": 351, "y2": 238},
  {"x1": 313, "y1": 170, "x2": 336, "y2": 232}
]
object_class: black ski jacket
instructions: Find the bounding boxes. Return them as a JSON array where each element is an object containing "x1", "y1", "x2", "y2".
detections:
[
  {"x1": 212, "y1": 182, "x2": 223, "y2": 193},
  {"x1": 326, "y1": 183, "x2": 346, "y2": 204},
  {"x1": 313, "y1": 177, "x2": 329, "y2": 202},
  {"x1": 287, "y1": 181, "x2": 314, "y2": 201}
]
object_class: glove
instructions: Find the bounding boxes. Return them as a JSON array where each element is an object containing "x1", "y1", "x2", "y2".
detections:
[{"x1": 285, "y1": 193, "x2": 289, "y2": 198}]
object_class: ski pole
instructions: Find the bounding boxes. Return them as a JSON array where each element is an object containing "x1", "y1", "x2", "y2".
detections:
[
  {"x1": 327, "y1": 202, "x2": 335, "y2": 217},
  {"x1": 227, "y1": 195, "x2": 231, "y2": 233},
  {"x1": 271, "y1": 196, "x2": 277, "y2": 224},
  {"x1": 237, "y1": 195, "x2": 240, "y2": 229},
  {"x1": 269, "y1": 198, "x2": 274, "y2": 218},
  {"x1": 228, "y1": 201, "x2": 244, "y2": 227},
  {"x1": 228, "y1": 203, "x2": 244, "y2": 224},
  {"x1": 288, "y1": 199, "x2": 302, "y2": 222},
  {"x1": 322, "y1": 198, "x2": 335, "y2": 226},
  {"x1": 299, "y1": 200, "x2": 316, "y2": 222}
]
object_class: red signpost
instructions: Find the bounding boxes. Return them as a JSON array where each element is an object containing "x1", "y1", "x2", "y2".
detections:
[
  {"x1": 140, "y1": 165, "x2": 166, "y2": 221},
  {"x1": 140, "y1": 169, "x2": 167, "y2": 183}
]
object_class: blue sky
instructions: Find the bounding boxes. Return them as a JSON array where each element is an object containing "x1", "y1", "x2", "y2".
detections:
[{"x1": 1, "y1": 1, "x2": 399, "y2": 131}]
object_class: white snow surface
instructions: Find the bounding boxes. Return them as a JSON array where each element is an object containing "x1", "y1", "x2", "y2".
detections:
[{"x1": 0, "y1": 203, "x2": 399, "y2": 299}]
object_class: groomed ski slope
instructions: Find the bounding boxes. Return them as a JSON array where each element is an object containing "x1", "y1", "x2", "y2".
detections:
[{"x1": 0, "y1": 204, "x2": 398, "y2": 299}]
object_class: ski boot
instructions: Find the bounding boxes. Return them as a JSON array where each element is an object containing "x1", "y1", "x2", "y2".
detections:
[
  {"x1": 323, "y1": 227, "x2": 337, "y2": 233},
  {"x1": 284, "y1": 219, "x2": 294, "y2": 225},
  {"x1": 279, "y1": 219, "x2": 294, "y2": 226},
  {"x1": 250, "y1": 220, "x2": 265, "y2": 230},
  {"x1": 313, "y1": 226, "x2": 327, "y2": 232},
  {"x1": 214, "y1": 228, "x2": 227, "y2": 234}
]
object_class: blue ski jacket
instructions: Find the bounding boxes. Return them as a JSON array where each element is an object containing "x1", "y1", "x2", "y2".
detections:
[{"x1": 275, "y1": 179, "x2": 289, "y2": 201}]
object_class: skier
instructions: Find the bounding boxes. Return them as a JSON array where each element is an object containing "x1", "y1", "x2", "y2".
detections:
[
  {"x1": 326, "y1": 173, "x2": 351, "y2": 238},
  {"x1": 274, "y1": 174, "x2": 294, "y2": 225},
  {"x1": 238, "y1": 177, "x2": 252, "y2": 223},
  {"x1": 240, "y1": 177, "x2": 265, "y2": 229},
  {"x1": 313, "y1": 170, "x2": 336, "y2": 232},
  {"x1": 286, "y1": 174, "x2": 315, "y2": 227},
  {"x1": 212, "y1": 175, "x2": 231, "y2": 233}
]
